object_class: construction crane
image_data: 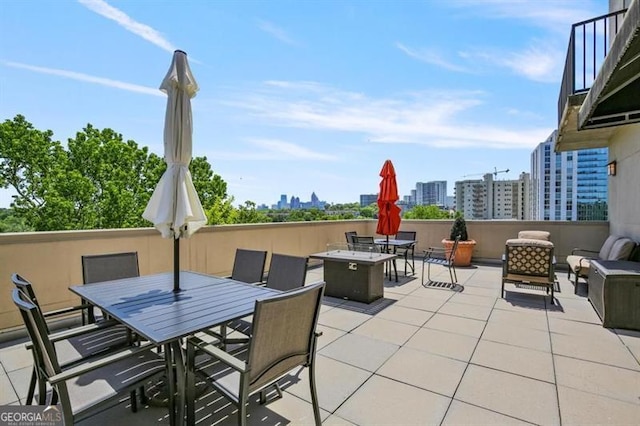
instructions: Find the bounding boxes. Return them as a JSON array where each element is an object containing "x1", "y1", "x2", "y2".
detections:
[{"x1": 462, "y1": 167, "x2": 510, "y2": 178}]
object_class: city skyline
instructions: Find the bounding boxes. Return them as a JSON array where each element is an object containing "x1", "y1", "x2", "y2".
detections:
[{"x1": 0, "y1": 1, "x2": 607, "y2": 208}]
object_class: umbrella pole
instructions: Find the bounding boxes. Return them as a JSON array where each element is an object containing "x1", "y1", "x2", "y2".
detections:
[{"x1": 174, "y1": 237, "x2": 180, "y2": 292}]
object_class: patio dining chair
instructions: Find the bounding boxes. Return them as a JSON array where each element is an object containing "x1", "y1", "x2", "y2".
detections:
[
  {"x1": 12, "y1": 288, "x2": 167, "y2": 423},
  {"x1": 186, "y1": 282, "x2": 325, "y2": 426},
  {"x1": 81, "y1": 252, "x2": 140, "y2": 324},
  {"x1": 395, "y1": 230, "x2": 417, "y2": 276},
  {"x1": 222, "y1": 253, "x2": 309, "y2": 342},
  {"x1": 12, "y1": 273, "x2": 132, "y2": 405},
  {"x1": 230, "y1": 248, "x2": 267, "y2": 284},
  {"x1": 422, "y1": 236, "x2": 459, "y2": 286}
]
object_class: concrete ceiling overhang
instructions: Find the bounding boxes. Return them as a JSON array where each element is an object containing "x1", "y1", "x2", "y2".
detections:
[
  {"x1": 578, "y1": 0, "x2": 640, "y2": 130},
  {"x1": 557, "y1": 0, "x2": 640, "y2": 153}
]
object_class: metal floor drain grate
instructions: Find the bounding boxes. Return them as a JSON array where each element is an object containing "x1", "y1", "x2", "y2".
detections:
[{"x1": 422, "y1": 280, "x2": 464, "y2": 292}]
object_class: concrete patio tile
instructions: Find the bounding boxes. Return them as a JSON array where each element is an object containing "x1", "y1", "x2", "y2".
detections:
[
  {"x1": 616, "y1": 329, "x2": 640, "y2": 363},
  {"x1": 0, "y1": 370, "x2": 19, "y2": 405},
  {"x1": 394, "y1": 294, "x2": 447, "y2": 312},
  {"x1": 7, "y1": 366, "x2": 32, "y2": 403},
  {"x1": 458, "y1": 285, "x2": 500, "y2": 298},
  {"x1": 551, "y1": 333, "x2": 640, "y2": 370},
  {"x1": 437, "y1": 301, "x2": 493, "y2": 321},
  {"x1": 335, "y1": 375, "x2": 450, "y2": 425},
  {"x1": 557, "y1": 385, "x2": 640, "y2": 425},
  {"x1": 318, "y1": 308, "x2": 371, "y2": 332},
  {"x1": 319, "y1": 333, "x2": 399, "y2": 372},
  {"x1": 284, "y1": 355, "x2": 371, "y2": 413},
  {"x1": 405, "y1": 327, "x2": 478, "y2": 362},
  {"x1": 549, "y1": 317, "x2": 620, "y2": 342},
  {"x1": 408, "y1": 286, "x2": 455, "y2": 300},
  {"x1": 76, "y1": 402, "x2": 168, "y2": 425},
  {"x1": 442, "y1": 400, "x2": 532, "y2": 425},
  {"x1": 449, "y1": 293, "x2": 497, "y2": 307},
  {"x1": 351, "y1": 317, "x2": 419, "y2": 346},
  {"x1": 0, "y1": 344, "x2": 32, "y2": 372},
  {"x1": 374, "y1": 304, "x2": 434, "y2": 326},
  {"x1": 377, "y1": 346, "x2": 466, "y2": 397},
  {"x1": 315, "y1": 325, "x2": 347, "y2": 350},
  {"x1": 488, "y1": 309, "x2": 548, "y2": 332},
  {"x1": 383, "y1": 280, "x2": 422, "y2": 295},
  {"x1": 322, "y1": 414, "x2": 357, "y2": 425},
  {"x1": 424, "y1": 313, "x2": 486, "y2": 338},
  {"x1": 493, "y1": 296, "x2": 547, "y2": 313},
  {"x1": 471, "y1": 340, "x2": 555, "y2": 383},
  {"x1": 455, "y1": 365, "x2": 559, "y2": 425},
  {"x1": 554, "y1": 355, "x2": 640, "y2": 404},
  {"x1": 481, "y1": 321, "x2": 551, "y2": 352},
  {"x1": 547, "y1": 298, "x2": 602, "y2": 324}
]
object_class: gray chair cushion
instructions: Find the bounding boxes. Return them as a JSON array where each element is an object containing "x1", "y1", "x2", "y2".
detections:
[
  {"x1": 598, "y1": 235, "x2": 622, "y2": 260},
  {"x1": 607, "y1": 238, "x2": 636, "y2": 260}
]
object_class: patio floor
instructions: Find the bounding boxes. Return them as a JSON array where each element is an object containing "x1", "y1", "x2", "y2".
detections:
[{"x1": 1, "y1": 261, "x2": 639, "y2": 425}]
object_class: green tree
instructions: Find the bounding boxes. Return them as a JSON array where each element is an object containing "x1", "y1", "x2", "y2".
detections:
[
  {"x1": 0, "y1": 208, "x2": 33, "y2": 232},
  {"x1": 235, "y1": 201, "x2": 271, "y2": 224},
  {"x1": 0, "y1": 115, "x2": 231, "y2": 231},
  {"x1": 404, "y1": 205, "x2": 449, "y2": 219}
]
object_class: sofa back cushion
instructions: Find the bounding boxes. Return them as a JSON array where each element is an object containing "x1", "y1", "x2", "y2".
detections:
[
  {"x1": 598, "y1": 235, "x2": 621, "y2": 259},
  {"x1": 607, "y1": 238, "x2": 636, "y2": 261}
]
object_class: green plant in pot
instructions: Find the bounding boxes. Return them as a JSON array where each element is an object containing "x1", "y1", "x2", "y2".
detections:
[{"x1": 442, "y1": 214, "x2": 476, "y2": 267}]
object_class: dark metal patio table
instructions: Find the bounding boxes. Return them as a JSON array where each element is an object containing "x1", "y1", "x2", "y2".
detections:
[
  {"x1": 69, "y1": 271, "x2": 280, "y2": 426},
  {"x1": 374, "y1": 238, "x2": 417, "y2": 281}
]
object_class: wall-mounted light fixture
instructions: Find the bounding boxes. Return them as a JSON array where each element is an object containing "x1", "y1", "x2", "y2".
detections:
[{"x1": 607, "y1": 160, "x2": 617, "y2": 176}]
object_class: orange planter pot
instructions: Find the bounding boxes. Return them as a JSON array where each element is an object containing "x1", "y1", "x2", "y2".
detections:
[{"x1": 442, "y1": 239, "x2": 476, "y2": 267}]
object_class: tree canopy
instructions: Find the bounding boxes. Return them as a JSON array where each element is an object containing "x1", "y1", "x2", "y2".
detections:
[
  {"x1": 403, "y1": 204, "x2": 450, "y2": 219},
  {"x1": 0, "y1": 115, "x2": 231, "y2": 231}
]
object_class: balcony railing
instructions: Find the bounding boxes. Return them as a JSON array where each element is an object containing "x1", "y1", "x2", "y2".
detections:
[{"x1": 557, "y1": 8, "x2": 628, "y2": 125}]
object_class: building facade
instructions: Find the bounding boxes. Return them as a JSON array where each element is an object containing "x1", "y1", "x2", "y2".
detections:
[
  {"x1": 531, "y1": 130, "x2": 608, "y2": 221},
  {"x1": 455, "y1": 173, "x2": 531, "y2": 220},
  {"x1": 415, "y1": 181, "x2": 447, "y2": 206},
  {"x1": 359, "y1": 194, "x2": 378, "y2": 207}
]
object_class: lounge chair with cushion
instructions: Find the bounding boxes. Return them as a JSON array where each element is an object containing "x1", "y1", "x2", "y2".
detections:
[
  {"x1": 566, "y1": 235, "x2": 636, "y2": 294},
  {"x1": 502, "y1": 238, "x2": 556, "y2": 303}
]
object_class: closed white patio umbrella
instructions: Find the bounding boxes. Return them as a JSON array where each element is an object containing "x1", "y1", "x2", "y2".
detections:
[{"x1": 143, "y1": 50, "x2": 206, "y2": 292}]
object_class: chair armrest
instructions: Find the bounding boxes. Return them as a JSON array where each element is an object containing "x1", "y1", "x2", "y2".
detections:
[
  {"x1": 571, "y1": 248, "x2": 599, "y2": 256},
  {"x1": 48, "y1": 342, "x2": 158, "y2": 384},
  {"x1": 187, "y1": 336, "x2": 247, "y2": 373},
  {"x1": 24, "y1": 319, "x2": 122, "y2": 351},
  {"x1": 42, "y1": 303, "x2": 93, "y2": 319}
]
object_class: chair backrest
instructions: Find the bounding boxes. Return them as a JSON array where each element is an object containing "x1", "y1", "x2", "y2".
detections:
[
  {"x1": 345, "y1": 231, "x2": 358, "y2": 245},
  {"x1": 265, "y1": 253, "x2": 308, "y2": 291},
  {"x1": 446, "y1": 236, "x2": 460, "y2": 263},
  {"x1": 82, "y1": 252, "x2": 139, "y2": 284},
  {"x1": 12, "y1": 289, "x2": 62, "y2": 381},
  {"x1": 395, "y1": 231, "x2": 416, "y2": 241},
  {"x1": 11, "y1": 274, "x2": 55, "y2": 333},
  {"x1": 231, "y1": 249, "x2": 267, "y2": 283},
  {"x1": 504, "y1": 239, "x2": 554, "y2": 278},
  {"x1": 247, "y1": 282, "x2": 325, "y2": 392}
]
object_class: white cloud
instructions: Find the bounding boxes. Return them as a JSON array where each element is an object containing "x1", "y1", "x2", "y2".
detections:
[
  {"x1": 214, "y1": 138, "x2": 338, "y2": 162},
  {"x1": 448, "y1": 0, "x2": 599, "y2": 32},
  {"x1": 4, "y1": 61, "x2": 162, "y2": 96},
  {"x1": 223, "y1": 81, "x2": 551, "y2": 149},
  {"x1": 464, "y1": 40, "x2": 563, "y2": 83},
  {"x1": 257, "y1": 19, "x2": 299, "y2": 46},
  {"x1": 78, "y1": 0, "x2": 175, "y2": 52},
  {"x1": 396, "y1": 42, "x2": 469, "y2": 72}
]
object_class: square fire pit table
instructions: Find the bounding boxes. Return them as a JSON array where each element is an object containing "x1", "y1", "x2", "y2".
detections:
[{"x1": 310, "y1": 248, "x2": 397, "y2": 303}]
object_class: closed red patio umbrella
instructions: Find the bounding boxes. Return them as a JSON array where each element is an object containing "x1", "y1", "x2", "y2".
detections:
[{"x1": 376, "y1": 159, "x2": 401, "y2": 238}]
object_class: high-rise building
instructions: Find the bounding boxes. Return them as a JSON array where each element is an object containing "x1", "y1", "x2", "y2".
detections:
[
  {"x1": 531, "y1": 130, "x2": 608, "y2": 221},
  {"x1": 415, "y1": 181, "x2": 447, "y2": 206},
  {"x1": 359, "y1": 194, "x2": 378, "y2": 207},
  {"x1": 455, "y1": 173, "x2": 530, "y2": 220},
  {"x1": 277, "y1": 194, "x2": 289, "y2": 210}
]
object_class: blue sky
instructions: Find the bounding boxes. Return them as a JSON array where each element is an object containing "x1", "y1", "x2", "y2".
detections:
[{"x1": 0, "y1": 0, "x2": 607, "y2": 208}]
